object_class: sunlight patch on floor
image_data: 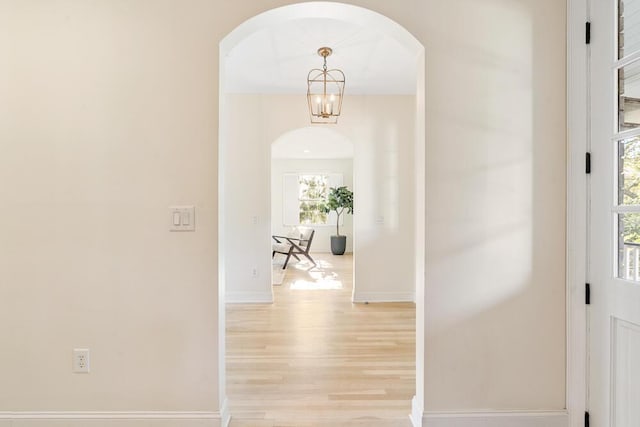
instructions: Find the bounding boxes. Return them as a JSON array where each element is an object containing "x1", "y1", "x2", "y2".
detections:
[
  {"x1": 289, "y1": 258, "x2": 343, "y2": 290},
  {"x1": 309, "y1": 270, "x2": 338, "y2": 280},
  {"x1": 291, "y1": 259, "x2": 335, "y2": 270},
  {"x1": 290, "y1": 278, "x2": 343, "y2": 290}
]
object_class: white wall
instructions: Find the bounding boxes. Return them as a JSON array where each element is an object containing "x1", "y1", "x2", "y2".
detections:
[
  {"x1": 271, "y1": 158, "x2": 354, "y2": 254},
  {"x1": 223, "y1": 95, "x2": 272, "y2": 303},
  {"x1": 0, "y1": 0, "x2": 221, "y2": 418},
  {"x1": 347, "y1": 95, "x2": 417, "y2": 303},
  {"x1": 223, "y1": 94, "x2": 416, "y2": 303},
  {"x1": 422, "y1": 0, "x2": 566, "y2": 412},
  {"x1": 0, "y1": 0, "x2": 567, "y2": 424}
]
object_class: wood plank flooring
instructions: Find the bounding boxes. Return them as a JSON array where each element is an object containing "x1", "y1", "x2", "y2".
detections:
[{"x1": 226, "y1": 253, "x2": 416, "y2": 426}]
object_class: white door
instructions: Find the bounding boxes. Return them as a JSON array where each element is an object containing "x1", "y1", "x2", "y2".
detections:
[{"x1": 590, "y1": 0, "x2": 640, "y2": 425}]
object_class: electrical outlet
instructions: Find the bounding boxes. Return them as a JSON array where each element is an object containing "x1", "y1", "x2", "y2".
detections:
[
  {"x1": 251, "y1": 267, "x2": 258, "y2": 278},
  {"x1": 73, "y1": 348, "x2": 90, "y2": 373}
]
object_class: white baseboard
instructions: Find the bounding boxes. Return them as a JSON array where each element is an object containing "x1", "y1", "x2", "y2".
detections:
[
  {"x1": 220, "y1": 398, "x2": 231, "y2": 427},
  {"x1": 411, "y1": 396, "x2": 424, "y2": 427},
  {"x1": 353, "y1": 292, "x2": 415, "y2": 303},
  {"x1": 422, "y1": 411, "x2": 569, "y2": 427},
  {"x1": 225, "y1": 291, "x2": 273, "y2": 303},
  {"x1": 0, "y1": 411, "x2": 225, "y2": 426}
]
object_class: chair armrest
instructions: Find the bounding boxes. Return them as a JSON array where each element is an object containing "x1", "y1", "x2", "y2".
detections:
[
  {"x1": 272, "y1": 235, "x2": 301, "y2": 247},
  {"x1": 272, "y1": 235, "x2": 297, "y2": 244}
]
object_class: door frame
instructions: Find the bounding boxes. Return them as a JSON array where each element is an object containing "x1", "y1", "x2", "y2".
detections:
[
  {"x1": 567, "y1": 0, "x2": 589, "y2": 426},
  {"x1": 217, "y1": 2, "x2": 426, "y2": 423}
]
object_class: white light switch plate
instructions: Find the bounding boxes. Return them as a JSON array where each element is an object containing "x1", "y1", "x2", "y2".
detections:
[{"x1": 169, "y1": 206, "x2": 195, "y2": 231}]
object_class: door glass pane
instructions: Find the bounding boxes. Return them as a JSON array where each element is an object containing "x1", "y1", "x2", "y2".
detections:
[
  {"x1": 618, "y1": 136, "x2": 640, "y2": 204},
  {"x1": 618, "y1": 60, "x2": 640, "y2": 131},
  {"x1": 619, "y1": 0, "x2": 640, "y2": 58},
  {"x1": 618, "y1": 213, "x2": 640, "y2": 280}
]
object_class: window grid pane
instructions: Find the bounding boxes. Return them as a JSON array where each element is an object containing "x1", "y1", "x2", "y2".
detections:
[
  {"x1": 618, "y1": 136, "x2": 640, "y2": 204},
  {"x1": 618, "y1": 213, "x2": 640, "y2": 280},
  {"x1": 618, "y1": 0, "x2": 640, "y2": 59},
  {"x1": 616, "y1": 1, "x2": 640, "y2": 282},
  {"x1": 298, "y1": 174, "x2": 328, "y2": 225},
  {"x1": 617, "y1": 60, "x2": 640, "y2": 132}
]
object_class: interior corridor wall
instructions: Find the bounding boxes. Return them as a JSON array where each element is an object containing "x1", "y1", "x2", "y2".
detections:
[
  {"x1": 420, "y1": 0, "x2": 567, "y2": 411},
  {"x1": 0, "y1": 0, "x2": 566, "y2": 423},
  {"x1": 0, "y1": 0, "x2": 223, "y2": 415},
  {"x1": 223, "y1": 95, "x2": 272, "y2": 303},
  {"x1": 224, "y1": 94, "x2": 416, "y2": 303}
]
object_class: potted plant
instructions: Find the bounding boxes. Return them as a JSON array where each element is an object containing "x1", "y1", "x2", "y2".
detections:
[{"x1": 320, "y1": 186, "x2": 354, "y2": 255}]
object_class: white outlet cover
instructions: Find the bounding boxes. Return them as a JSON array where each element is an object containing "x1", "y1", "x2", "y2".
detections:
[{"x1": 73, "y1": 348, "x2": 90, "y2": 373}]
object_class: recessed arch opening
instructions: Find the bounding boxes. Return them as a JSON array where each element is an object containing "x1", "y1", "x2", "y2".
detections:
[{"x1": 219, "y1": 2, "x2": 425, "y2": 423}]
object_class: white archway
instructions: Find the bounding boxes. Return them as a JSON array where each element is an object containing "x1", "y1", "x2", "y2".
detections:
[
  {"x1": 219, "y1": 2, "x2": 425, "y2": 423},
  {"x1": 271, "y1": 126, "x2": 356, "y2": 296}
]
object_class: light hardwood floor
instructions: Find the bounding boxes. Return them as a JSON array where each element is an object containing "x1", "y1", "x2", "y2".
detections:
[{"x1": 226, "y1": 253, "x2": 416, "y2": 427}]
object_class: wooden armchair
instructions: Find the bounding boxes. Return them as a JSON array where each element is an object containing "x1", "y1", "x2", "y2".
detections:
[{"x1": 272, "y1": 228, "x2": 316, "y2": 269}]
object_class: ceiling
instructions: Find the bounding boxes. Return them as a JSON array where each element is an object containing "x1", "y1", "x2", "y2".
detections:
[
  {"x1": 223, "y1": 17, "x2": 419, "y2": 95},
  {"x1": 272, "y1": 127, "x2": 353, "y2": 159}
]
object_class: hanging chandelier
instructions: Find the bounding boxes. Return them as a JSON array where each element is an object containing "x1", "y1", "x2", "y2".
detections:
[{"x1": 307, "y1": 47, "x2": 345, "y2": 124}]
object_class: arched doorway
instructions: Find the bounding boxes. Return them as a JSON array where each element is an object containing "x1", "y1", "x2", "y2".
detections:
[{"x1": 219, "y1": 2, "x2": 425, "y2": 423}]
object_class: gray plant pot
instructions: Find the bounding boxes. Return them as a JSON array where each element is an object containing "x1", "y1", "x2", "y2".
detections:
[{"x1": 330, "y1": 235, "x2": 347, "y2": 255}]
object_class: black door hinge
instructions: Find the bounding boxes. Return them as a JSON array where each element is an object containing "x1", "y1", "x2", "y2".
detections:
[
  {"x1": 586, "y1": 283, "x2": 591, "y2": 305},
  {"x1": 585, "y1": 411, "x2": 590, "y2": 427},
  {"x1": 586, "y1": 22, "x2": 591, "y2": 44},
  {"x1": 586, "y1": 152, "x2": 591, "y2": 174}
]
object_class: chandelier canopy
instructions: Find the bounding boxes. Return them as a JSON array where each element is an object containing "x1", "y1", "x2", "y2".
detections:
[{"x1": 307, "y1": 47, "x2": 345, "y2": 124}]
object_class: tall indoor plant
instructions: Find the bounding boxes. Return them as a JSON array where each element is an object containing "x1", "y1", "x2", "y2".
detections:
[{"x1": 321, "y1": 186, "x2": 354, "y2": 255}]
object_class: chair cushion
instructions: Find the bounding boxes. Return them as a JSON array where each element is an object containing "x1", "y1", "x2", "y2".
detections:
[
  {"x1": 272, "y1": 242, "x2": 292, "y2": 253},
  {"x1": 287, "y1": 228, "x2": 303, "y2": 238},
  {"x1": 299, "y1": 228, "x2": 313, "y2": 240}
]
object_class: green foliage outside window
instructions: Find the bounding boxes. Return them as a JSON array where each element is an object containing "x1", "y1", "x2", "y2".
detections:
[
  {"x1": 621, "y1": 138, "x2": 640, "y2": 244},
  {"x1": 299, "y1": 175, "x2": 328, "y2": 224}
]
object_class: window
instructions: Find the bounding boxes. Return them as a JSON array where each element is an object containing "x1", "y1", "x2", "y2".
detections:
[
  {"x1": 282, "y1": 173, "x2": 343, "y2": 226},
  {"x1": 616, "y1": 0, "x2": 640, "y2": 281},
  {"x1": 298, "y1": 175, "x2": 328, "y2": 224}
]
